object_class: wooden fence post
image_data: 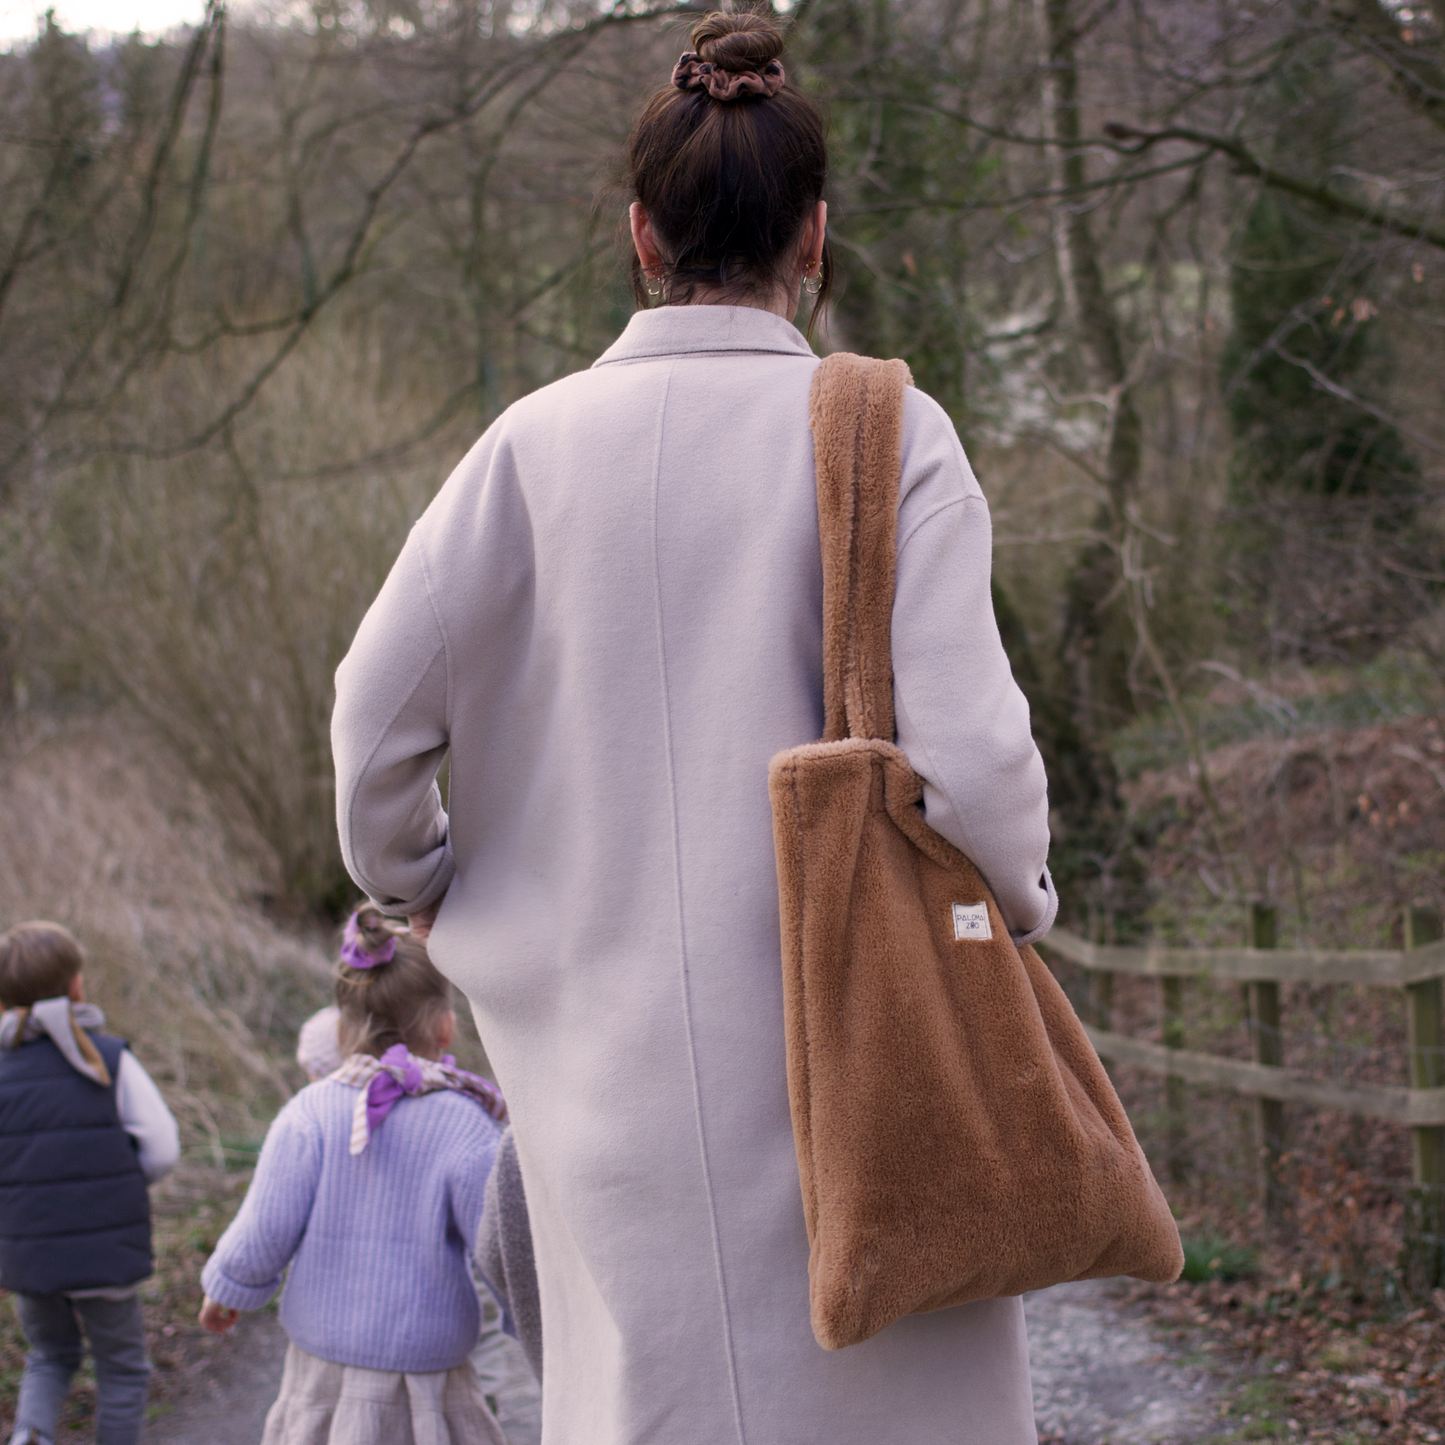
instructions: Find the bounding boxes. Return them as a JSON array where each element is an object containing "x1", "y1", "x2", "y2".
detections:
[
  {"x1": 1404, "y1": 905, "x2": 1445, "y2": 1293},
  {"x1": 1089, "y1": 968, "x2": 1114, "y2": 1032},
  {"x1": 1161, "y1": 974, "x2": 1187, "y2": 1183},
  {"x1": 1248, "y1": 901, "x2": 1287, "y2": 1224},
  {"x1": 1087, "y1": 911, "x2": 1114, "y2": 1036}
]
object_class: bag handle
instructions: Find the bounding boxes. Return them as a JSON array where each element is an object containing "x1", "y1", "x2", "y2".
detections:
[{"x1": 808, "y1": 353, "x2": 913, "y2": 743}]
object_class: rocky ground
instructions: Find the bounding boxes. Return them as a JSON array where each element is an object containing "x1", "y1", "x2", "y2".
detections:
[
  {"x1": 99, "y1": 1278, "x2": 1236, "y2": 1445},
  {"x1": 1027, "y1": 1279, "x2": 1233, "y2": 1444}
]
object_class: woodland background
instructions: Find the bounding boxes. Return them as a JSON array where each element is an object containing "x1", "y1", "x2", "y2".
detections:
[{"x1": 2, "y1": 0, "x2": 1445, "y2": 1437}]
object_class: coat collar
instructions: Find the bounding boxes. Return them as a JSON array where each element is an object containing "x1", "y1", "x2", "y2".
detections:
[{"x1": 592, "y1": 305, "x2": 816, "y2": 366}]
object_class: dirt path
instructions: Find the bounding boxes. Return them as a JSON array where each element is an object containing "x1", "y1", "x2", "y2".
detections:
[
  {"x1": 133, "y1": 1279, "x2": 1226, "y2": 1444},
  {"x1": 145, "y1": 1312, "x2": 286, "y2": 1445},
  {"x1": 143, "y1": 1302, "x2": 542, "y2": 1445},
  {"x1": 1027, "y1": 1279, "x2": 1230, "y2": 1443}
]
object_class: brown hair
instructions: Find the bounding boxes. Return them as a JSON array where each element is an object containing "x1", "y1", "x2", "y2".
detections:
[
  {"x1": 0, "y1": 922, "x2": 85, "y2": 1010},
  {"x1": 334, "y1": 907, "x2": 453, "y2": 1059},
  {"x1": 626, "y1": 10, "x2": 832, "y2": 321}
]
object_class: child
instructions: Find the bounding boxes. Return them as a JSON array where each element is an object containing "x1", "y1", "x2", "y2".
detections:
[
  {"x1": 291, "y1": 1002, "x2": 542, "y2": 1444},
  {"x1": 199, "y1": 908, "x2": 509, "y2": 1445},
  {"x1": 0, "y1": 921, "x2": 181, "y2": 1445},
  {"x1": 295, "y1": 1004, "x2": 342, "y2": 1082}
]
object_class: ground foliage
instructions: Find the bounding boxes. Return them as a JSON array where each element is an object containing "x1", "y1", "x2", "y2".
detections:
[
  {"x1": 1129, "y1": 1274, "x2": 1445, "y2": 1444},
  {"x1": 1041, "y1": 697, "x2": 1445, "y2": 1440},
  {"x1": 1049, "y1": 697, "x2": 1445, "y2": 1251},
  {"x1": 1125, "y1": 704, "x2": 1445, "y2": 945}
]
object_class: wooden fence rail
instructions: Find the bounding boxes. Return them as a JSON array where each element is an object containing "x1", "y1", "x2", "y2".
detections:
[
  {"x1": 1041, "y1": 905, "x2": 1445, "y2": 1289},
  {"x1": 1043, "y1": 928, "x2": 1445, "y2": 989}
]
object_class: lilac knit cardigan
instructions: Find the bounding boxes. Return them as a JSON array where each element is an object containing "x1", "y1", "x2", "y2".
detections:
[{"x1": 201, "y1": 1077, "x2": 502, "y2": 1372}]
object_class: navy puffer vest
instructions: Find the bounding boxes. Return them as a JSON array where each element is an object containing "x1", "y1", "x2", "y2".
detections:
[{"x1": 0, "y1": 1032, "x2": 152, "y2": 1294}]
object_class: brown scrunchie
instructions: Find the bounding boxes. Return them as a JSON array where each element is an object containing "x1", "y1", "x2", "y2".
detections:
[{"x1": 671, "y1": 51, "x2": 785, "y2": 101}]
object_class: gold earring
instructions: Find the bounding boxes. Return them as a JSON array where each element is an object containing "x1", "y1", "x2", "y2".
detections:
[
  {"x1": 644, "y1": 267, "x2": 665, "y2": 299},
  {"x1": 802, "y1": 263, "x2": 823, "y2": 297}
]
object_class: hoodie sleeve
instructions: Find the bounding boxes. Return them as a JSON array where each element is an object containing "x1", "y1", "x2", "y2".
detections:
[{"x1": 115, "y1": 1051, "x2": 181, "y2": 1184}]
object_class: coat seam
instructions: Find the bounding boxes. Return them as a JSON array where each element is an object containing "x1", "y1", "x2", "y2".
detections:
[
  {"x1": 593, "y1": 346, "x2": 816, "y2": 368},
  {"x1": 896, "y1": 492, "x2": 974, "y2": 555},
  {"x1": 648, "y1": 357, "x2": 750, "y2": 1445}
]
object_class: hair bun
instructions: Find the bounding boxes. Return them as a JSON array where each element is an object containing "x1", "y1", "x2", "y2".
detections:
[
  {"x1": 341, "y1": 906, "x2": 400, "y2": 971},
  {"x1": 692, "y1": 10, "x2": 785, "y2": 73},
  {"x1": 354, "y1": 906, "x2": 393, "y2": 950}
]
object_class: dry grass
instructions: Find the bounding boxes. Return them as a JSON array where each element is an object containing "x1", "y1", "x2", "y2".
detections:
[
  {"x1": 28, "y1": 321, "x2": 459, "y2": 907},
  {"x1": 0, "y1": 709, "x2": 335, "y2": 1147},
  {"x1": 1125, "y1": 713, "x2": 1445, "y2": 952},
  {"x1": 0, "y1": 707, "x2": 341, "y2": 1433}
]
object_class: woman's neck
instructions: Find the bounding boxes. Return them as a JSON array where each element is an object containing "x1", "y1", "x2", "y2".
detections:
[{"x1": 660, "y1": 281, "x2": 802, "y2": 320}]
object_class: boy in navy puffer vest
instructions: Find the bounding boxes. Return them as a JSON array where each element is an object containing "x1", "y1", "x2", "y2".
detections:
[{"x1": 0, "y1": 923, "x2": 179, "y2": 1445}]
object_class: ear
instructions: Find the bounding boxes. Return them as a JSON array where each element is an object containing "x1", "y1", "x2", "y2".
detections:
[
  {"x1": 434, "y1": 1008, "x2": 456, "y2": 1054},
  {"x1": 802, "y1": 199, "x2": 827, "y2": 270},
  {"x1": 630, "y1": 202, "x2": 666, "y2": 272}
]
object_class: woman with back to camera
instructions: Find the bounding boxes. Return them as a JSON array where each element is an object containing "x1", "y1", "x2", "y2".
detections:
[{"x1": 332, "y1": 11, "x2": 1055, "y2": 1442}]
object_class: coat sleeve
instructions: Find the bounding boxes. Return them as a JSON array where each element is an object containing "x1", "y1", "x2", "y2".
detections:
[
  {"x1": 333, "y1": 530, "x2": 453, "y2": 917},
  {"x1": 891, "y1": 393, "x2": 1057, "y2": 944}
]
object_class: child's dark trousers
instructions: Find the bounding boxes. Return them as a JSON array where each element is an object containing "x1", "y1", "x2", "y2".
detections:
[{"x1": 11, "y1": 1291, "x2": 150, "y2": 1445}]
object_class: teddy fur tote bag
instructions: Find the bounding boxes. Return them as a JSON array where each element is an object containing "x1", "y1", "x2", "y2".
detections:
[{"x1": 768, "y1": 353, "x2": 1182, "y2": 1352}]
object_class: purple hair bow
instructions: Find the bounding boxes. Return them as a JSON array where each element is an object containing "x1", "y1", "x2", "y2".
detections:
[
  {"x1": 340, "y1": 1043, "x2": 506, "y2": 1153},
  {"x1": 364, "y1": 1043, "x2": 424, "y2": 1135},
  {"x1": 341, "y1": 911, "x2": 397, "y2": 970}
]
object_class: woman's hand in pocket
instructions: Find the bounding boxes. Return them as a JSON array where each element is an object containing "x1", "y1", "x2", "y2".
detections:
[{"x1": 408, "y1": 894, "x2": 445, "y2": 942}]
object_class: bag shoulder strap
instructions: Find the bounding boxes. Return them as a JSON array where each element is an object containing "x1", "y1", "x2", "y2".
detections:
[{"x1": 808, "y1": 352, "x2": 913, "y2": 743}]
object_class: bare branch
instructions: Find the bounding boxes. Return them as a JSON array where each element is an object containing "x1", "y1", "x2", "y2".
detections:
[{"x1": 1102, "y1": 121, "x2": 1445, "y2": 251}]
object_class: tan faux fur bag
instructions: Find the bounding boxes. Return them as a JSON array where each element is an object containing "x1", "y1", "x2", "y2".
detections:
[{"x1": 768, "y1": 353, "x2": 1183, "y2": 1352}]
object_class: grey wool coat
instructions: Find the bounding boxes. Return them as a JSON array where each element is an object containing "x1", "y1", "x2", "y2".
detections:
[{"x1": 333, "y1": 305, "x2": 1055, "y2": 1445}]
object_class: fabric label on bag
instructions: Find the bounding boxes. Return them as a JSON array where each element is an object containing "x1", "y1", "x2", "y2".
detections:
[{"x1": 952, "y1": 902, "x2": 992, "y2": 941}]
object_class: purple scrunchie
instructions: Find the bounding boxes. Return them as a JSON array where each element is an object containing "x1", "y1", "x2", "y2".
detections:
[
  {"x1": 340, "y1": 911, "x2": 397, "y2": 971},
  {"x1": 365, "y1": 1043, "x2": 425, "y2": 1135},
  {"x1": 672, "y1": 51, "x2": 785, "y2": 101}
]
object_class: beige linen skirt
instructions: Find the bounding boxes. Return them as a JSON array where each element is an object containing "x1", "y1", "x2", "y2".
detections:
[{"x1": 260, "y1": 1342, "x2": 506, "y2": 1445}]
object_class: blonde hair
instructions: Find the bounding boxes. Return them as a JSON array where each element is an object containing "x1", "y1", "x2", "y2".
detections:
[
  {"x1": 334, "y1": 906, "x2": 452, "y2": 1059},
  {"x1": 0, "y1": 922, "x2": 84, "y2": 1011}
]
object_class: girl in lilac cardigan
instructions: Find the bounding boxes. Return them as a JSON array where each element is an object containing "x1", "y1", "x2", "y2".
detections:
[{"x1": 199, "y1": 910, "x2": 509, "y2": 1445}]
